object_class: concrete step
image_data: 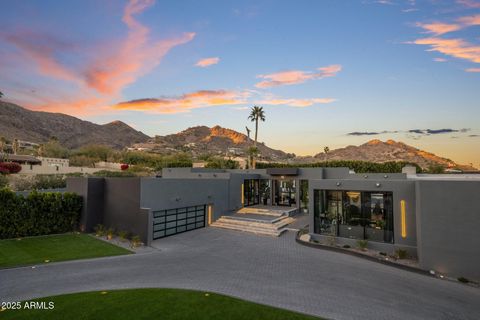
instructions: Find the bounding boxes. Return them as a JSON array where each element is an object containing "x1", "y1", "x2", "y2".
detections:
[
  {"x1": 211, "y1": 221, "x2": 287, "y2": 236},
  {"x1": 237, "y1": 207, "x2": 284, "y2": 217},
  {"x1": 210, "y1": 215, "x2": 295, "y2": 237},
  {"x1": 215, "y1": 216, "x2": 294, "y2": 230}
]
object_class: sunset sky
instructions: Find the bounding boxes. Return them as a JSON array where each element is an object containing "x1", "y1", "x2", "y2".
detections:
[{"x1": 1, "y1": 0, "x2": 479, "y2": 165}]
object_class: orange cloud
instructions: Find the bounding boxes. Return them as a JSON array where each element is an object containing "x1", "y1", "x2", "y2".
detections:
[
  {"x1": 258, "y1": 97, "x2": 336, "y2": 107},
  {"x1": 1, "y1": 0, "x2": 195, "y2": 115},
  {"x1": 457, "y1": 14, "x2": 480, "y2": 27},
  {"x1": 433, "y1": 57, "x2": 447, "y2": 62},
  {"x1": 195, "y1": 57, "x2": 220, "y2": 67},
  {"x1": 113, "y1": 90, "x2": 249, "y2": 114},
  {"x1": 465, "y1": 68, "x2": 480, "y2": 72},
  {"x1": 255, "y1": 64, "x2": 342, "y2": 88},
  {"x1": 413, "y1": 37, "x2": 480, "y2": 64},
  {"x1": 416, "y1": 22, "x2": 461, "y2": 35}
]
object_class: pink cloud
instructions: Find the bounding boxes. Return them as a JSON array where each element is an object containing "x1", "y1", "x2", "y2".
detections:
[
  {"x1": 195, "y1": 57, "x2": 220, "y2": 67},
  {"x1": 413, "y1": 37, "x2": 480, "y2": 64},
  {"x1": 457, "y1": 14, "x2": 480, "y2": 27},
  {"x1": 112, "y1": 90, "x2": 249, "y2": 114},
  {"x1": 1, "y1": 0, "x2": 195, "y2": 115},
  {"x1": 433, "y1": 57, "x2": 447, "y2": 62},
  {"x1": 465, "y1": 67, "x2": 480, "y2": 72},
  {"x1": 255, "y1": 64, "x2": 342, "y2": 88}
]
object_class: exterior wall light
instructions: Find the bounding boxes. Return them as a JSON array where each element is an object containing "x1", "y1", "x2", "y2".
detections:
[
  {"x1": 364, "y1": 175, "x2": 368, "y2": 179},
  {"x1": 384, "y1": 175, "x2": 389, "y2": 179},
  {"x1": 375, "y1": 183, "x2": 381, "y2": 187},
  {"x1": 336, "y1": 182, "x2": 341, "y2": 186},
  {"x1": 241, "y1": 183, "x2": 245, "y2": 206},
  {"x1": 401, "y1": 200, "x2": 407, "y2": 238}
]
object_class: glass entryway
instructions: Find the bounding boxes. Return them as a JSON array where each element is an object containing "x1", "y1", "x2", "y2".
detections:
[
  {"x1": 274, "y1": 179, "x2": 296, "y2": 207},
  {"x1": 314, "y1": 190, "x2": 394, "y2": 243}
]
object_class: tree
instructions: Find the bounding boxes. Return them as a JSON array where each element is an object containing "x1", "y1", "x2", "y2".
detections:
[
  {"x1": 0, "y1": 137, "x2": 6, "y2": 153},
  {"x1": 40, "y1": 139, "x2": 69, "y2": 159},
  {"x1": 0, "y1": 91, "x2": 3, "y2": 99},
  {"x1": 324, "y1": 146, "x2": 330, "y2": 161},
  {"x1": 247, "y1": 106, "x2": 266, "y2": 169}
]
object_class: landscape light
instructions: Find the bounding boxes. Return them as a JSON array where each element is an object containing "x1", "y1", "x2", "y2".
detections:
[{"x1": 401, "y1": 200, "x2": 407, "y2": 238}]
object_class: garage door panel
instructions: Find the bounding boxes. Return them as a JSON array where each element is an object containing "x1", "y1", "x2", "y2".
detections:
[{"x1": 152, "y1": 205, "x2": 207, "y2": 240}]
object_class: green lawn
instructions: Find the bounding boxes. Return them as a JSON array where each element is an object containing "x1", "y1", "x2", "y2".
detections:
[
  {"x1": 0, "y1": 233, "x2": 132, "y2": 268},
  {"x1": 0, "y1": 289, "x2": 322, "y2": 320}
]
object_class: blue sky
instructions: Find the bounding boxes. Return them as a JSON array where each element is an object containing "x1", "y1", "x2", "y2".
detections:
[{"x1": 0, "y1": 0, "x2": 479, "y2": 165}]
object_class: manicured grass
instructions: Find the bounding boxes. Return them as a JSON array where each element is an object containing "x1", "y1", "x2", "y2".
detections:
[
  {"x1": 0, "y1": 233, "x2": 132, "y2": 268},
  {"x1": 0, "y1": 289, "x2": 322, "y2": 320}
]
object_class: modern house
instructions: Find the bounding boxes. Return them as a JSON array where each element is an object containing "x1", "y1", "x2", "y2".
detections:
[{"x1": 67, "y1": 167, "x2": 480, "y2": 282}]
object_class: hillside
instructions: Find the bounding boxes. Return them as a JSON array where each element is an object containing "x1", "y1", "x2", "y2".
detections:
[
  {"x1": 313, "y1": 139, "x2": 474, "y2": 170},
  {"x1": 131, "y1": 125, "x2": 293, "y2": 161},
  {"x1": 0, "y1": 102, "x2": 149, "y2": 149}
]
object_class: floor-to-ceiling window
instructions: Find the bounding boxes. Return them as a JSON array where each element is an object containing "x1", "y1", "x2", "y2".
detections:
[
  {"x1": 313, "y1": 190, "x2": 394, "y2": 243},
  {"x1": 300, "y1": 180, "x2": 309, "y2": 213},
  {"x1": 244, "y1": 179, "x2": 259, "y2": 207},
  {"x1": 274, "y1": 179, "x2": 296, "y2": 206},
  {"x1": 259, "y1": 179, "x2": 271, "y2": 205}
]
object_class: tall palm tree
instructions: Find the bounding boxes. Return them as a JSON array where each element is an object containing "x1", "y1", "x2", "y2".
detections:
[{"x1": 248, "y1": 106, "x2": 266, "y2": 169}]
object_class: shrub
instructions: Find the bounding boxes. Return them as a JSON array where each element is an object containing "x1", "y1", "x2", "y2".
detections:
[
  {"x1": 395, "y1": 249, "x2": 408, "y2": 259},
  {"x1": 118, "y1": 230, "x2": 129, "y2": 241},
  {"x1": 0, "y1": 189, "x2": 82, "y2": 239},
  {"x1": 106, "y1": 228, "x2": 115, "y2": 240},
  {"x1": 131, "y1": 235, "x2": 142, "y2": 248},
  {"x1": 33, "y1": 174, "x2": 66, "y2": 189},
  {"x1": 342, "y1": 244, "x2": 351, "y2": 249},
  {"x1": 379, "y1": 252, "x2": 387, "y2": 256},
  {"x1": 92, "y1": 170, "x2": 136, "y2": 177},
  {"x1": 0, "y1": 162, "x2": 22, "y2": 174},
  {"x1": 356, "y1": 240, "x2": 368, "y2": 251},
  {"x1": 457, "y1": 277, "x2": 469, "y2": 283},
  {"x1": 94, "y1": 224, "x2": 105, "y2": 237},
  {"x1": 120, "y1": 164, "x2": 129, "y2": 171},
  {"x1": 0, "y1": 174, "x2": 7, "y2": 188}
]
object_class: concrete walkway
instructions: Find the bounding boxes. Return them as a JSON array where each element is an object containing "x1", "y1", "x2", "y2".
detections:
[{"x1": 1, "y1": 228, "x2": 479, "y2": 320}]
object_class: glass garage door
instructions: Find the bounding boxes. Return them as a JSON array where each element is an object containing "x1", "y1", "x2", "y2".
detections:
[{"x1": 153, "y1": 205, "x2": 206, "y2": 240}]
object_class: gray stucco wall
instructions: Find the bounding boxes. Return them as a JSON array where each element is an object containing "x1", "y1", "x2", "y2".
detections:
[
  {"x1": 141, "y1": 177, "x2": 232, "y2": 220},
  {"x1": 67, "y1": 177, "x2": 104, "y2": 232},
  {"x1": 415, "y1": 180, "x2": 480, "y2": 281},
  {"x1": 102, "y1": 178, "x2": 150, "y2": 244},
  {"x1": 308, "y1": 178, "x2": 417, "y2": 254}
]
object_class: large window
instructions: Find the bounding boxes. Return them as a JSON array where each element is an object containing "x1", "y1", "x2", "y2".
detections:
[
  {"x1": 244, "y1": 179, "x2": 259, "y2": 207},
  {"x1": 274, "y1": 179, "x2": 296, "y2": 207},
  {"x1": 314, "y1": 190, "x2": 394, "y2": 243}
]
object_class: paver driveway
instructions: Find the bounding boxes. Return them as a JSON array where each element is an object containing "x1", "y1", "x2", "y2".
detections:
[{"x1": 1, "y1": 228, "x2": 479, "y2": 320}]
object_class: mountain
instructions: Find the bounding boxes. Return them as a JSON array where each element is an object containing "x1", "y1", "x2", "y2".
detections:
[
  {"x1": 131, "y1": 125, "x2": 293, "y2": 160},
  {"x1": 313, "y1": 139, "x2": 475, "y2": 170},
  {"x1": 0, "y1": 102, "x2": 149, "y2": 149}
]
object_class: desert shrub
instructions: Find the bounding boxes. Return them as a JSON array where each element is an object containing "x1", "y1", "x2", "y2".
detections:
[
  {"x1": 131, "y1": 235, "x2": 142, "y2": 248},
  {"x1": 457, "y1": 277, "x2": 469, "y2": 283},
  {"x1": 0, "y1": 189, "x2": 82, "y2": 239},
  {"x1": 94, "y1": 224, "x2": 105, "y2": 236},
  {"x1": 106, "y1": 228, "x2": 115, "y2": 240},
  {"x1": 0, "y1": 174, "x2": 7, "y2": 188},
  {"x1": 118, "y1": 230, "x2": 129, "y2": 241},
  {"x1": 395, "y1": 249, "x2": 408, "y2": 259},
  {"x1": 342, "y1": 244, "x2": 351, "y2": 249},
  {"x1": 356, "y1": 240, "x2": 368, "y2": 251},
  {"x1": 120, "y1": 164, "x2": 129, "y2": 170},
  {"x1": 0, "y1": 162, "x2": 22, "y2": 174},
  {"x1": 33, "y1": 174, "x2": 66, "y2": 189}
]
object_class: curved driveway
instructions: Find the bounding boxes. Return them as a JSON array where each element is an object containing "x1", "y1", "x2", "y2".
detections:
[{"x1": 1, "y1": 228, "x2": 479, "y2": 320}]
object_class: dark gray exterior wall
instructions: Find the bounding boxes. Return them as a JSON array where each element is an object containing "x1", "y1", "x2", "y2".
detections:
[
  {"x1": 415, "y1": 180, "x2": 480, "y2": 281},
  {"x1": 66, "y1": 177, "x2": 104, "y2": 232},
  {"x1": 308, "y1": 178, "x2": 417, "y2": 255}
]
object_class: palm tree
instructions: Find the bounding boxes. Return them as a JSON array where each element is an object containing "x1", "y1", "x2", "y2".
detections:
[{"x1": 248, "y1": 106, "x2": 266, "y2": 169}]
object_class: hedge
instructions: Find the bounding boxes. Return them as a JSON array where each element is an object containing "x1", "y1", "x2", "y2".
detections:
[
  {"x1": 256, "y1": 160, "x2": 422, "y2": 173},
  {"x1": 0, "y1": 189, "x2": 83, "y2": 239},
  {"x1": 0, "y1": 162, "x2": 22, "y2": 174}
]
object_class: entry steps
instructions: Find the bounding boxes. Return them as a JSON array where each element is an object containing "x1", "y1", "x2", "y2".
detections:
[
  {"x1": 236, "y1": 206, "x2": 297, "y2": 217},
  {"x1": 211, "y1": 214, "x2": 295, "y2": 237}
]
